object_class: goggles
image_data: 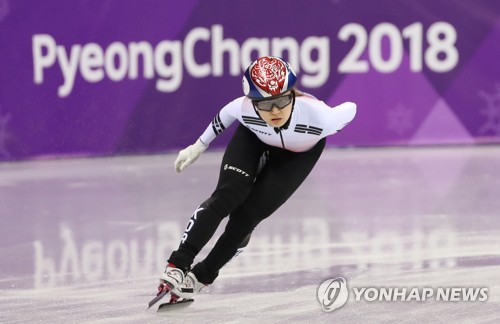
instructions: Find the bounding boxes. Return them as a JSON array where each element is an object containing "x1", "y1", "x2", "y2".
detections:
[{"x1": 252, "y1": 92, "x2": 294, "y2": 112}]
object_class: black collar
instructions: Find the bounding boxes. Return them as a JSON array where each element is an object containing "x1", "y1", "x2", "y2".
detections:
[{"x1": 273, "y1": 116, "x2": 291, "y2": 133}]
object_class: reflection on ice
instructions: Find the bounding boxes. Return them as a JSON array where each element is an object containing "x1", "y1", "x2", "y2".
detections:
[{"x1": 32, "y1": 216, "x2": 496, "y2": 290}]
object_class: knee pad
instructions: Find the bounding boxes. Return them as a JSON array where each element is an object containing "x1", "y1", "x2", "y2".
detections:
[{"x1": 202, "y1": 182, "x2": 253, "y2": 217}]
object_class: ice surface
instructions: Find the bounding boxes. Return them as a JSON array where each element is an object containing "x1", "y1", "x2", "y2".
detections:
[{"x1": 1, "y1": 146, "x2": 499, "y2": 323}]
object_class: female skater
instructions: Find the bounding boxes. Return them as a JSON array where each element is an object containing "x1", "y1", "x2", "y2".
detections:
[{"x1": 157, "y1": 56, "x2": 356, "y2": 301}]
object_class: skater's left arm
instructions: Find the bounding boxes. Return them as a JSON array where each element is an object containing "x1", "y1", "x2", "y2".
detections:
[{"x1": 323, "y1": 101, "x2": 357, "y2": 135}]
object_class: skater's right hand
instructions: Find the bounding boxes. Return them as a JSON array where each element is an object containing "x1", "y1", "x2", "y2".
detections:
[{"x1": 174, "y1": 139, "x2": 208, "y2": 173}]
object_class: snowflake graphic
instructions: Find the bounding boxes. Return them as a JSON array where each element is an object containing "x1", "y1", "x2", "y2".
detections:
[
  {"x1": 478, "y1": 83, "x2": 500, "y2": 136},
  {"x1": 387, "y1": 103, "x2": 413, "y2": 136},
  {"x1": 0, "y1": 0, "x2": 9, "y2": 23},
  {"x1": 0, "y1": 106, "x2": 12, "y2": 158}
]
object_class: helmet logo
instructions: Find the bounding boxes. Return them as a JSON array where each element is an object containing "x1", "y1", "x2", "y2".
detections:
[{"x1": 251, "y1": 57, "x2": 287, "y2": 96}]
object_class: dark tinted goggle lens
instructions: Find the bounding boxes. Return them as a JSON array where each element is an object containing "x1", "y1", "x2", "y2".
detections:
[{"x1": 253, "y1": 93, "x2": 293, "y2": 111}]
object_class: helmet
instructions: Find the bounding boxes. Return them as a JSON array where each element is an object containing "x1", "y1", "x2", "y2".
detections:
[{"x1": 242, "y1": 56, "x2": 297, "y2": 99}]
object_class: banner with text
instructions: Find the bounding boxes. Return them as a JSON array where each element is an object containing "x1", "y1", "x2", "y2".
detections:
[{"x1": 1, "y1": 0, "x2": 499, "y2": 160}]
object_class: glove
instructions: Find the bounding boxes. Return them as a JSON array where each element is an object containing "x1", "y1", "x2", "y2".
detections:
[{"x1": 174, "y1": 139, "x2": 208, "y2": 173}]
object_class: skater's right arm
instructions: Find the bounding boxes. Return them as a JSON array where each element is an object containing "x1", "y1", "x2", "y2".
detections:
[
  {"x1": 198, "y1": 97, "x2": 241, "y2": 145},
  {"x1": 174, "y1": 138, "x2": 208, "y2": 173},
  {"x1": 174, "y1": 98, "x2": 241, "y2": 173}
]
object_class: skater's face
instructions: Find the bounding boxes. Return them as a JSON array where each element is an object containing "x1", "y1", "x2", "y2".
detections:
[{"x1": 253, "y1": 91, "x2": 294, "y2": 127}]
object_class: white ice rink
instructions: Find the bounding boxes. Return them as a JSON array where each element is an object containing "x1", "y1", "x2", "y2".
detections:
[{"x1": 1, "y1": 146, "x2": 499, "y2": 323}]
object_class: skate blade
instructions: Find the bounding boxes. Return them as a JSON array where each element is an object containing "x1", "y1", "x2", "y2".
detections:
[
  {"x1": 157, "y1": 298, "x2": 194, "y2": 312},
  {"x1": 148, "y1": 288, "x2": 170, "y2": 309}
]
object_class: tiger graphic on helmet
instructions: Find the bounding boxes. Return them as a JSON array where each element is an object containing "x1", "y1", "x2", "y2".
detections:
[{"x1": 242, "y1": 56, "x2": 297, "y2": 100}]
